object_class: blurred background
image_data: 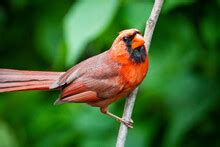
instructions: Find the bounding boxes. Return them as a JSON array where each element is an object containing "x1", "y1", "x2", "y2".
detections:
[{"x1": 0, "y1": 0, "x2": 219, "y2": 146}]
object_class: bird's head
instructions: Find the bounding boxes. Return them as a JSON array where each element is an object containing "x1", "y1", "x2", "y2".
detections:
[{"x1": 110, "y1": 29, "x2": 147, "y2": 64}]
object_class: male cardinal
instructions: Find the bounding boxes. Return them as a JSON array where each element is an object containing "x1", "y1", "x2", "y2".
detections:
[{"x1": 0, "y1": 29, "x2": 149, "y2": 128}]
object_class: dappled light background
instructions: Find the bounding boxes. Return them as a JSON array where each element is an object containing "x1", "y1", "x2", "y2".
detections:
[{"x1": 0, "y1": 0, "x2": 219, "y2": 147}]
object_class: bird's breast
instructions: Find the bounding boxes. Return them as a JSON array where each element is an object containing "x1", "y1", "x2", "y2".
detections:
[{"x1": 120, "y1": 56, "x2": 149, "y2": 89}]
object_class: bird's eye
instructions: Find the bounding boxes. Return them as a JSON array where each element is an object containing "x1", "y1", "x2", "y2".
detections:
[
  {"x1": 123, "y1": 37, "x2": 129, "y2": 42},
  {"x1": 136, "y1": 31, "x2": 141, "y2": 35}
]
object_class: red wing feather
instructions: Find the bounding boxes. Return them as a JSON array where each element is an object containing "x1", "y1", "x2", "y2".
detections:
[
  {"x1": 55, "y1": 91, "x2": 100, "y2": 104},
  {"x1": 61, "y1": 82, "x2": 87, "y2": 98}
]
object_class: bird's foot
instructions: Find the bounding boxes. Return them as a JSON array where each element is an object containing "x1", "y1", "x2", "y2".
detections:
[
  {"x1": 117, "y1": 118, "x2": 133, "y2": 128},
  {"x1": 103, "y1": 110, "x2": 134, "y2": 128}
]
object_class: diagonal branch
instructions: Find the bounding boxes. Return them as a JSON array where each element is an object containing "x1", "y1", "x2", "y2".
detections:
[{"x1": 116, "y1": 0, "x2": 164, "y2": 147}]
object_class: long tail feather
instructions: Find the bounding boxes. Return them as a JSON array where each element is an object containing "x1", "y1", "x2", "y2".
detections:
[{"x1": 0, "y1": 69, "x2": 64, "y2": 92}]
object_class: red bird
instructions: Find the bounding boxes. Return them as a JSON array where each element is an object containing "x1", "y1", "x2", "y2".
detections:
[{"x1": 0, "y1": 29, "x2": 149, "y2": 128}]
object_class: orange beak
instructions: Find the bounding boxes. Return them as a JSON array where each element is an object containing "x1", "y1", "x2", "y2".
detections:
[{"x1": 131, "y1": 34, "x2": 145, "y2": 49}]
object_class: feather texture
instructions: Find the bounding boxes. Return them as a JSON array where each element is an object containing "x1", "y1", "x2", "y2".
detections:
[{"x1": 0, "y1": 69, "x2": 63, "y2": 92}]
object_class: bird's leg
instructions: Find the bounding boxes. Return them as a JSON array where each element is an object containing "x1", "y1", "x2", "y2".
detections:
[{"x1": 100, "y1": 107, "x2": 133, "y2": 128}]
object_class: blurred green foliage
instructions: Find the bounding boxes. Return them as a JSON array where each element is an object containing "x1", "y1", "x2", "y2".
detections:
[{"x1": 0, "y1": 0, "x2": 219, "y2": 147}]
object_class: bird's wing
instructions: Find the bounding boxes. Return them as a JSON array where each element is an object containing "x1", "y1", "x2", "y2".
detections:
[
  {"x1": 54, "y1": 51, "x2": 124, "y2": 104},
  {"x1": 49, "y1": 64, "x2": 80, "y2": 89},
  {"x1": 50, "y1": 51, "x2": 109, "y2": 89}
]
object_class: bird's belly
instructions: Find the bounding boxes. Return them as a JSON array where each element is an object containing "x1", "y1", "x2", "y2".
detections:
[{"x1": 87, "y1": 91, "x2": 128, "y2": 108}]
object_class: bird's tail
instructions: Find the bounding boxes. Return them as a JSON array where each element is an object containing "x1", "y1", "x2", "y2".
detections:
[{"x1": 0, "y1": 69, "x2": 64, "y2": 92}]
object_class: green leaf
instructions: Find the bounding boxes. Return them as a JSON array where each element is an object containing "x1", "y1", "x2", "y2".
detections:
[
  {"x1": 64, "y1": 0, "x2": 119, "y2": 66},
  {"x1": 0, "y1": 121, "x2": 18, "y2": 147}
]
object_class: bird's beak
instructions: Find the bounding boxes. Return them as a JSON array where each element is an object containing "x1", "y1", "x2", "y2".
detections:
[{"x1": 131, "y1": 34, "x2": 145, "y2": 49}]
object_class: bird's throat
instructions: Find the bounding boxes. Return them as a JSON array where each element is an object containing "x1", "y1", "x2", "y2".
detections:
[{"x1": 127, "y1": 45, "x2": 147, "y2": 64}]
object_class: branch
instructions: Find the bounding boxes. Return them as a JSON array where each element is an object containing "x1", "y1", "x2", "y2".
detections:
[
  {"x1": 116, "y1": 0, "x2": 164, "y2": 147},
  {"x1": 144, "y1": 0, "x2": 164, "y2": 52}
]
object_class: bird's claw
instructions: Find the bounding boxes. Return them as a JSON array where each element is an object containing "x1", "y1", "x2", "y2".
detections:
[
  {"x1": 130, "y1": 118, "x2": 134, "y2": 123},
  {"x1": 117, "y1": 118, "x2": 134, "y2": 128}
]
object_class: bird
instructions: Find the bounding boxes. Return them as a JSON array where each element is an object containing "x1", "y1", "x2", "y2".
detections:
[{"x1": 0, "y1": 29, "x2": 149, "y2": 128}]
